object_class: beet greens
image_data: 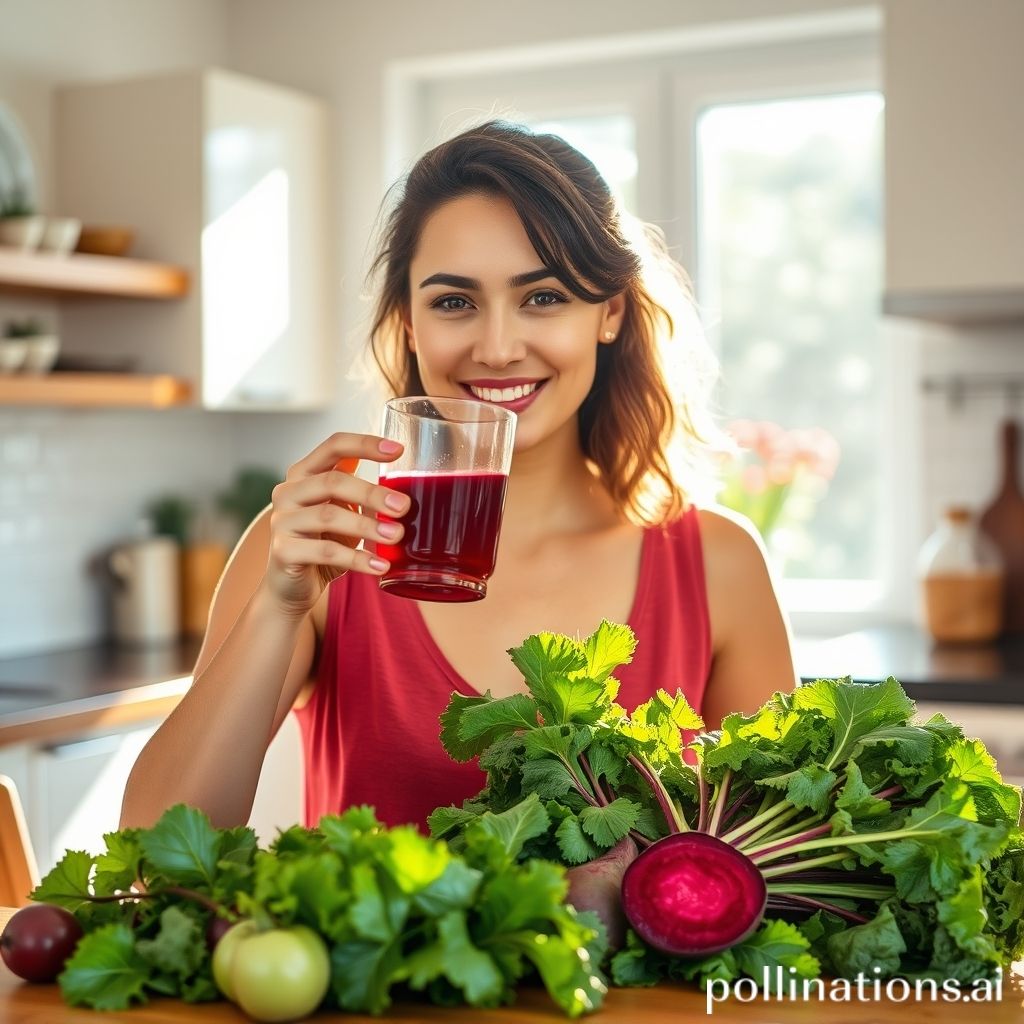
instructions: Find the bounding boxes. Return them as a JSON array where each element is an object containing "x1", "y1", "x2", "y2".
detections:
[{"x1": 431, "y1": 621, "x2": 1024, "y2": 990}]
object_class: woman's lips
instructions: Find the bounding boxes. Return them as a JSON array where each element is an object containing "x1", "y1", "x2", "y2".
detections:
[{"x1": 461, "y1": 379, "x2": 548, "y2": 413}]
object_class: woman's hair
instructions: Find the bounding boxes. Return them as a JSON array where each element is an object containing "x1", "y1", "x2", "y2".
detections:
[{"x1": 368, "y1": 119, "x2": 721, "y2": 524}]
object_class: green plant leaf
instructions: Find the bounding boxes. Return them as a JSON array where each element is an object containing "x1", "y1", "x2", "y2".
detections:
[{"x1": 139, "y1": 805, "x2": 219, "y2": 889}]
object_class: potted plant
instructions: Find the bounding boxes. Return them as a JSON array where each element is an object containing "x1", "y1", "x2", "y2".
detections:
[
  {"x1": 0, "y1": 186, "x2": 46, "y2": 251},
  {"x1": 2, "y1": 318, "x2": 60, "y2": 374}
]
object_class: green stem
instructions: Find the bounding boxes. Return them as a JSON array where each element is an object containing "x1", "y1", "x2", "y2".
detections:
[
  {"x1": 627, "y1": 753, "x2": 688, "y2": 832},
  {"x1": 706, "y1": 768, "x2": 732, "y2": 836},
  {"x1": 766, "y1": 882, "x2": 895, "y2": 899},
  {"x1": 754, "y1": 827, "x2": 941, "y2": 866},
  {"x1": 760, "y1": 852, "x2": 850, "y2": 879},
  {"x1": 720, "y1": 796, "x2": 793, "y2": 846}
]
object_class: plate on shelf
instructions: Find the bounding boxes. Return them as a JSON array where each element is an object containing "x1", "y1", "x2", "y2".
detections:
[{"x1": 0, "y1": 104, "x2": 39, "y2": 210}]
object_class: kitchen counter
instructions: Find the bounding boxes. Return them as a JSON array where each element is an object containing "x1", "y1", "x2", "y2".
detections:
[
  {"x1": 1, "y1": 910, "x2": 1022, "y2": 1024},
  {"x1": 795, "y1": 624, "x2": 1024, "y2": 705},
  {"x1": 0, "y1": 639, "x2": 201, "y2": 745},
  {"x1": 0, "y1": 624, "x2": 1021, "y2": 749}
]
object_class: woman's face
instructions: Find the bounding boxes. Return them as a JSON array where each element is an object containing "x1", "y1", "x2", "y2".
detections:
[{"x1": 404, "y1": 192, "x2": 624, "y2": 455}]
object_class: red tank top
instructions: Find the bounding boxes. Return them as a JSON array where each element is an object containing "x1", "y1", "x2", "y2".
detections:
[{"x1": 293, "y1": 507, "x2": 711, "y2": 831}]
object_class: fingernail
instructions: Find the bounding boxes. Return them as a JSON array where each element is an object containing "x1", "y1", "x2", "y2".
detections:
[
  {"x1": 384, "y1": 492, "x2": 407, "y2": 512},
  {"x1": 369, "y1": 556, "x2": 389, "y2": 572},
  {"x1": 377, "y1": 521, "x2": 400, "y2": 539},
  {"x1": 378, "y1": 439, "x2": 402, "y2": 454}
]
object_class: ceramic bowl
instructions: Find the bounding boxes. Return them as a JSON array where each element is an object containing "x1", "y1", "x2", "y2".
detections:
[
  {"x1": 40, "y1": 217, "x2": 82, "y2": 256},
  {"x1": 22, "y1": 334, "x2": 60, "y2": 373},
  {"x1": 76, "y1": 225, "x2": 135, "y2": 257}
]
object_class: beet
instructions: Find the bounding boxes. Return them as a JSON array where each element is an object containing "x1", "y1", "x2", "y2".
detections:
[
  {"x1": 565, "y1": 836, "x2": 638, "y2": 949},
  {"x1": 621, "y1": 831, "x2": 767, "y2": 956}
]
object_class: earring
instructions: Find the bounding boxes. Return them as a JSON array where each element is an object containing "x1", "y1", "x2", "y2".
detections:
[{"x1": 603, "y1": 330, "x2": 616, "y2": 341}]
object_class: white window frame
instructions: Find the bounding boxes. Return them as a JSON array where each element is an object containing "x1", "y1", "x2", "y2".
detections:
[{"x1": 384, "y1": 7, "x2": 920, "y2": 635}]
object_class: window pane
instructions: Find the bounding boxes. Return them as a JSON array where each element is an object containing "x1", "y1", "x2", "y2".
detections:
[
  {"x1": 696, "y1": 93, "x2": 885, "y2": 581},
  {"x1": 528, "y1": 114, "x2": 638, "y2": 214}
]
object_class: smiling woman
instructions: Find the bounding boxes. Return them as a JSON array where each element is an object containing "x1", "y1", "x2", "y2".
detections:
[{"x1": 120, "y1": 120, "x2": 799, "y2": 837}]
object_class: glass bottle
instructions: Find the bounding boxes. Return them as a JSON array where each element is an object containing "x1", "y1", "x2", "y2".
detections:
[{"x1": 918, "y1": 506, "x2": 1005, "y2": 644}]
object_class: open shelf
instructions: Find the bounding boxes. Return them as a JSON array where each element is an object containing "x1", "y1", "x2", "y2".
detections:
[
  {"x1": 0, "y1": 372, "x2": 192, "y2": 408},
  {"x1": 0, "y1": 249, "x2": 189, "y2": 299}
]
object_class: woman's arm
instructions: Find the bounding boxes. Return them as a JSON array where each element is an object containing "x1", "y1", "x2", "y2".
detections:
[
  {"x1": 120, "y1": 506, "x2": 317, "y2": 830},
  {"x1": 697, "y1": 507, "x2": 799, "y2": 731},
  {"x1": 120, "y1": 433, "x2": 410, "y2": 830}
]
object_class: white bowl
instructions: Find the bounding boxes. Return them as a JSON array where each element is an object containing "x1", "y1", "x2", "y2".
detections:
[
  {"x1": 40, "y1": 217, "x2": 82, "y2": 256},
  {"x1": 0, "y1": 215, "x2": 46, "y2": 251},
  {"x1": 22, "y1": 334, "x2": 60, "y2": 373},
  {"x1": 0, "y1": 340, "x2": 29, "y2": 373}
]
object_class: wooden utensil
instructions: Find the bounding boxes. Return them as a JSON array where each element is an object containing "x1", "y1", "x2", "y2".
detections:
[{"x1": 979, "y1": 419, "x2": 1024, "y2": 632}]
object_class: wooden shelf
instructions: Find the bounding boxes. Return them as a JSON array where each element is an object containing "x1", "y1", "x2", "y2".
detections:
[
  {"x1": 0, "y1": 248, "x2": 189, "y2": 299},
  {"x1": 0, "y1": 372, "x2": 192, "y2": 408}
]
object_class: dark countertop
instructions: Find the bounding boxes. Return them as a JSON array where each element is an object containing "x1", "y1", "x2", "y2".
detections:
[
  {"x1": 0, "y1": 623, "x2": 1021, "y2": 746},
  {"x1": 0, "y1": 638, "x2": 202, "y2": 745},
  {"x1": 794, "y1": 623, "x2": 1024, "y2": 704}
]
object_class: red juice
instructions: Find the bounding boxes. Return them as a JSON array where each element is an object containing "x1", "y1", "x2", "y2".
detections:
[{"x1": 376, "y1": 470, "x2": 509, "y2": 602}]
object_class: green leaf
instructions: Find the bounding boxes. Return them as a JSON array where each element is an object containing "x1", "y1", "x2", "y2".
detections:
[
  {"x1": 434, "y1": 911, "x2": 505, "y2": 1004},
  {"x1": 834, "y1": 761, "x2": 893, "y2": 821},
  {"x1": 507, "y1": 632, "x2": 588, "y2": 717},
  {"x1": 440, "y1": 692, "x2": 502, "y2": 762},
  {"x1": 521, "y1": 758, "x2": 578, "y2": 799},
  {"x1": 759, "y1": 764, "x2": 837, "y2": 815},
  {"x1": 945, "y1": 738, "x2": 1023, "y2": 825},
  {"x1": 330, "y1": 939, "x2": 404, "y2": 1014},
  {"x1": 555, "y1": 815, "x2": 602, "y2": 865},
  {"x1": 135, "y1": 905, "x2": 204, "y2": 980},
  {"x1": 578, "y1": 798, "x2": 640, "y2": 848},
  {"x1": 58, "y1": 923, "x2": 150, "y2": 1010},
  {"x1": 543, "y1": 675, "x2": 608, "y2": 725},
  {"x1": 349, "y1": 862, "x2": 410, "y2": 942},
  {"x1": 413, "y1": 859, "x2": 483, "y2": 916},
  {"x1": 139, "y1": 804, "x2": 219, "y2": 889},
  {"x1": 792, "y1": 677, "x2": 915, "y2": 770},
  {"x1": 381, "y1": 827, "x2": 451, "y2": 894},
  {"x1": 581, "y1": 620, "x2": 637, "y2": 683},
  {"x1": 471, "y1": 793, "x2": 551, "y2": 861},
  {"x1": 476, "y1": 859, "x2": 568, "y2": 936},
  {"x1": 32, "y1": 850, "x2": 95, "y2": 911},
  {"x1": 501, "y1": 928, "x2": 607, "y2": 1018},
  {"x1": 825, "y1": 903, "x2": 906, "y2": 978},
  {"x1": 457, "y1": 692, "x2": 539, "y2": 741},
  {"x1": 937, "y1": 868, "x2": 999, "y2": 962},
  {"x1": 732, "y1": 919, "x2": 821, "y2": 991},
  {"x1": 586, "y1": 741, "x2": 626, "y2": 787},
  {"x1": 427, "y1": 804, "x2": 484, "y2": 842},
  {"x1": 93, "y1": 830, "x2": 142, "y2": 895}
]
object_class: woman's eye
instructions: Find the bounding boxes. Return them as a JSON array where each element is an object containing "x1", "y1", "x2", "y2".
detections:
[
  {"x1": 431, "y1": 294, "x2": 472, "y2": 312},
  {"x1": 526, "y1": 290, "x2": 568, "y2": 308}
]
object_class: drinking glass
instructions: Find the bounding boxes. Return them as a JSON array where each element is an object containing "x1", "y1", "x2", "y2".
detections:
[{"x1": 376, "y1": 396, "x2": 516, "y2": 602}]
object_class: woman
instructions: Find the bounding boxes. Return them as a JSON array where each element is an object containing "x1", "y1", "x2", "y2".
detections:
[{"x1": 121, "y1": 121, "x2": 797, "y2": 832}]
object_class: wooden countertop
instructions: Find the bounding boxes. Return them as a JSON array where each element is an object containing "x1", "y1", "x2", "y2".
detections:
[
  {"x1": 2, "y1": 909, "x2": 1023, "y2": 1023},
  {"x1": 0, "y1": 640, "x2": 200, "y2": 745}
]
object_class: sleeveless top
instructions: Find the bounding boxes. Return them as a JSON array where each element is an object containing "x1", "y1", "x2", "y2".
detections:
[{"x1": 293, "y1": 506, "x2": 712, "y2": 831}]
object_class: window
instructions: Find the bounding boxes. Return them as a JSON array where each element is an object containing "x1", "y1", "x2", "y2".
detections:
[{"x1": 390, "y1": 12, "x2": 904, "y2": 626}]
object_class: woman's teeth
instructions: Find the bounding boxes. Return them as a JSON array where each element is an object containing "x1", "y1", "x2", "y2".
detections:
[{"x1": 468, "y1": 381, "x2": 540, "y2": 403}]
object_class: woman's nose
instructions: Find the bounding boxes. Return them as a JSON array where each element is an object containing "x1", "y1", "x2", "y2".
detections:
[{"x1": 471, "y1": 310, "x2": 525, "y2": 368}]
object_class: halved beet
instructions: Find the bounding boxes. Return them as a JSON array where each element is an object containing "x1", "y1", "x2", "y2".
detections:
[{"x1": 621, "y1": 831, "x2": 767, "y2": 956}]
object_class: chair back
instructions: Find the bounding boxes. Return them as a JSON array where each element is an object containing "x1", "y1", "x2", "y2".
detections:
[{"x1": 0, "y1": 775, "x2": 39, "y2": 907}]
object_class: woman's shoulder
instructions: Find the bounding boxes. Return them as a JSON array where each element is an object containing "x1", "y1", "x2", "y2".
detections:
[{"x1": 692, "y1": 504, "x2": 769, "y2": 570}]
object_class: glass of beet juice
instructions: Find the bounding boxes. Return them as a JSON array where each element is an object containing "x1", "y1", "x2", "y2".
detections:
[{"x1": 376, "y1": 396, "x2": 516, "y2": 602}]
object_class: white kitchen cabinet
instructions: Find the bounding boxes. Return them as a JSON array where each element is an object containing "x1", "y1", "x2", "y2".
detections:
[
  {"x1": 54, "y1": 69, "x2": 332, "y2": 409},
  {"x1": 883, "y1": 0, "x2": 1024, "y2": 322},
  {"x1": 0, "y1": 713, "x2": 303, "y2": 877}
]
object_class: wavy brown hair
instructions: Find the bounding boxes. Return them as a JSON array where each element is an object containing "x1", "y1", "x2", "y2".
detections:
[{"x1": 368, "y1": 120, "x2": 718, "y2": 525}]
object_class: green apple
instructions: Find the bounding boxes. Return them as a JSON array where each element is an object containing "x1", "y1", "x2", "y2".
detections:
[
  {"x1": 211, "y1": 919, "x2": 258, "y2": 1002},
  {"x1": 231, "y1": 925, "x2": 331, "y2": 1022}
]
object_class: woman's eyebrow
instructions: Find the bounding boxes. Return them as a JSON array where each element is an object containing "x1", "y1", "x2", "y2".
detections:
[{"x1": 418, "y1": 268, "x2": 555, "y2": 289}]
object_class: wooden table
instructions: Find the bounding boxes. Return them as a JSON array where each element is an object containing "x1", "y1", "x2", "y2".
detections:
[{"x1": 2, "y1": 908, "x2": 1023, "y2": 1022}]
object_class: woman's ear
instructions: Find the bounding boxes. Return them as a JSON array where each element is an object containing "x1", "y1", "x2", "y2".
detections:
[
  {"x1": 401, "y1": 308, "x2": 416, "y2": 353},
  {"x1": 599, "y1": 292, "x2": 627, "y2": 345}
]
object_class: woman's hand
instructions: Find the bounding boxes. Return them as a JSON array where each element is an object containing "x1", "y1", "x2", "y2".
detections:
[{"x1": 262, "y1": 433, "x2": 409, "y2": 617}]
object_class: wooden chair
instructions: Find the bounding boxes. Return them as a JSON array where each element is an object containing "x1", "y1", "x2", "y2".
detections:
[{"x1": 0, "y1": 775, "x2": 39, "y2": 907}]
